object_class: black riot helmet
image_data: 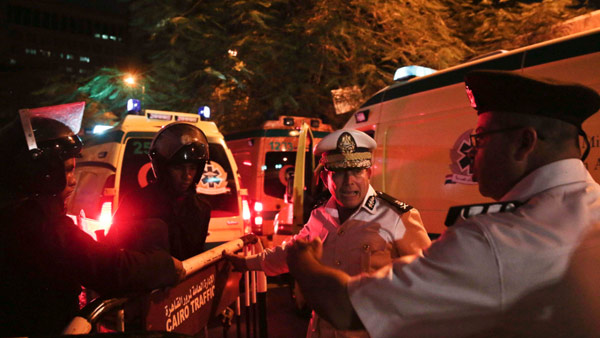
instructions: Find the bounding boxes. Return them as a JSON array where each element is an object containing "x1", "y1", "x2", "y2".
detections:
[
  {"x1": 4, "y1": 102, "x2": 85, "y2": 196},
  {"x1": 149, "y1": 122, "x2": 209, "y2": 186}
]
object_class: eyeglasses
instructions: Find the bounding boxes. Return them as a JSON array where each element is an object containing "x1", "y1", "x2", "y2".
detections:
[{"x1": 469, "y1": 127, "x2": 523, "y2": 149}]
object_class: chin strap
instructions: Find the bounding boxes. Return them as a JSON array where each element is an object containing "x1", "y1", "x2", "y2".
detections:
[{"x1": 580, "y1": 128, "x2": 591, "y2": 162}]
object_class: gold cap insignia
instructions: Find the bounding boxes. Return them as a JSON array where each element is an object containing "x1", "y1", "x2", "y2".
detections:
[{"x1": 337, "y1": 132, "x2": 357, "y2": 154}]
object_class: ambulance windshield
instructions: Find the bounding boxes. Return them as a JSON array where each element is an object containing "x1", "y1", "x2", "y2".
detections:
[{"x1": 121, "y1": 138, "x2": 239, "y2": 217}]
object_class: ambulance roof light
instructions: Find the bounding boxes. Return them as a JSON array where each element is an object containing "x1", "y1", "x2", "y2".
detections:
[
  {"x1": 355, "y1": 109, "x2": 369, "y2": 123},
  {"x1": 199, "y1": 106, "x2": 210, "y2": 121},
  {"x1": 175, "y1": 115, "x2": 199, "y2": 123},
  {"x1": 283, "y1": 117, "x2": 294, "y2": 126},
  {"x1": 393, "y1": 65, "x2": 436, "y2": 82},
  {"x1": 147, "y1": 112, "x2": 172, "y2": 121},
  {"x1": 127, "y1": 98, "x2": 142, "y2": 114}
]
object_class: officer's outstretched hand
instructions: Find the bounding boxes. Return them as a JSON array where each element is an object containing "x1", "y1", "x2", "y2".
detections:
[
  {"x1": 223, "y1": 252, "x2": 250, "y2": 272},
  {"x1": 172, "y1": 257, "x2": 187, "y2": 282},
  {"x1": 286, "y1": 237, "x2": 323, "y2": 270}
]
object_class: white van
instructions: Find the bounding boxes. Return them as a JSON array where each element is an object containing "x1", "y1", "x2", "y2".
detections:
[
  {"x1": 67, "y1": 109, "x2": 249, "y2": 247},
  {"x1": 344, "y1": 28, "x2": 600, "y2": 235},
  {"x1": 225, "y1": 116, "x2": 333, "y2": 241}
]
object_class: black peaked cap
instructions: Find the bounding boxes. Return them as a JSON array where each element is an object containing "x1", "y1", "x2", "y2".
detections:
[{"x1": 464, "y1": 70, "x2": 600, "y2": 128}]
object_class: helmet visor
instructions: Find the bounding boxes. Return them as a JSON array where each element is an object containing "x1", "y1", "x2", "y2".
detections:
[
  {"x1": 37, "y1": 134, "x2": 83, "y2": 160},
  {"x1": 170, "y1": 142, "x2": 209, "y2": 164},
  {"x1": 19, "y1": 102, "x2": 85, "y2": 151}
]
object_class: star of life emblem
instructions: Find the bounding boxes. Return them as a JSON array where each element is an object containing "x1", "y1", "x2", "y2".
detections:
[
  {"x1": 197, "y1": 161, "x2": 230, "y2": 195},
  {"x1": 445, "y1": 129, "x2": 476, "y2": 185}
]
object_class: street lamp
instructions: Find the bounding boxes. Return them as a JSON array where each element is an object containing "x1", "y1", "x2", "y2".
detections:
[
  {"x1": 123, "y1": 73, "x2": 145, "y2": 107},
  {"x1": 124, "y1": 75, "x2": 136, "y2": 86}
]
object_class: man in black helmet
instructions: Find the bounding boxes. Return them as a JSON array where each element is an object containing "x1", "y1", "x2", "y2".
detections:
[
  {"x1": 107, "y1": 122, "x2": 212, "y2": 260},
  {"x1": 0, "y1": 103, "x2": 186, "y2": 337}
]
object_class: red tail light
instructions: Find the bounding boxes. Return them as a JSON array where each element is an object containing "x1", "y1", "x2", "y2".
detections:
[
  {"x1": 242, "y1": 199, "x2": 251, "y2": 221},
  {"x1": 99, "y1": 202, "x2": 113, "y2": 230},
  {"x1": 254, "y1": 201, "x2": 263, "y2": 212},
  {"x1": 242, "y1": 197, "x2": 252, "y2": 234}
]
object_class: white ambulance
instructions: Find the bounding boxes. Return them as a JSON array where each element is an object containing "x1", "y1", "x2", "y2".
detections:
[
  {"x1": 344, "y1": 28, "x2": 600, "y2": 235},
  {"x1": 225, "y1": 116, "x2": 333, "y2": 241},
  {"x1": 67, "y1": 109, "x2": 250, "y2": 248}
]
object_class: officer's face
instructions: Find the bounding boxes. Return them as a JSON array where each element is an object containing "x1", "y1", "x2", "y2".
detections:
[
  {"x1": 323, "y1": 167, "x2": 371, "y2": 210},
  {"x1": 470, "y1": 112, "x2": 520, "y2": 200},
  {"x1": 61, "y1": 158, "x2": 77, "y2": 204},
  {"x1": 167, "y1": 162, "x2": 198, "y2": 194}
]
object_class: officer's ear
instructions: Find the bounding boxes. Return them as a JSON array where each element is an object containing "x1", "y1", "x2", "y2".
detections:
[{"x1": 514, "y1": 127, "x2": 537, "y2": 161}]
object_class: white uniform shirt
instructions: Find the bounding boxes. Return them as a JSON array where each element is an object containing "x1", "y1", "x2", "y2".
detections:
[
  {"x1": 348, "y1": 159, "x2": 600, "y2": 338},
  {"x1": 246, "y1": 185, "x2": 430, "y2": 337},
  {"x1": 246, "y1": 185, "x2": 429, "y2": 275}
]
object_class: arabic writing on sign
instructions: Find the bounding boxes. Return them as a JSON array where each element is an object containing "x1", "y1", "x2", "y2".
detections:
[{"x1": 164, "y1": 275, "x2": 217, "y2": 332}]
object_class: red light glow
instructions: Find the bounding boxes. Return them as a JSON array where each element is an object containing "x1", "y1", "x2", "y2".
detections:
[
  {"x1": 99, "y1": 202, "x2": 113, "y2": 231},
  {"x1": 242, "y1": 199, "x2": 251, "y2": 221}
]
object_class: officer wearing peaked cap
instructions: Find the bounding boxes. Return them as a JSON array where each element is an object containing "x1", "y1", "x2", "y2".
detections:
[
  {"x1": 225, "y1": 128, "x2": 430, "y2": 338},
  {"x1": 285, "y1": 70, "x2": 600, "y2": 337}
]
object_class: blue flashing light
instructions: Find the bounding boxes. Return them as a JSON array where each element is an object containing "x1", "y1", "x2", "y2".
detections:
[
  {"x1": 198, "y1": 106, "x2": 211, "y2": 120},
  {"x1": 93, "y1": 125, "x2": 113, "y2": 134},
  {"x1": 393, "y1": 65, "x2": 436, "y2": 82},
  {"x1": 275, "y1": 164, "x2": 283, "y2": 169},
  {"x1": 127, "y1": 99, "x2": 141, "y2": 114},
  {"x1": 261, "y1": 165, "x2": 267, "y2": 171}
]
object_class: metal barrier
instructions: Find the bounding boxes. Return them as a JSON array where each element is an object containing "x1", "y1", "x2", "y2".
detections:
[{"x1": 62, "y1": 234, "x2": 269, "y2": 337}]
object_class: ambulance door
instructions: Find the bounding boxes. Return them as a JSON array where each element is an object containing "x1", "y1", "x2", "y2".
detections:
[{"x1": 375, "y1": 84, "x2": 486, "y2": 235}]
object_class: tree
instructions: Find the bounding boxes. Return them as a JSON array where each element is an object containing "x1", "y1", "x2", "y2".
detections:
[
  {"x1": 442, "y1": 0, "x2": 596, "y2": 56},
  {"x1": 123, "y1": 0, "x2": 472, "y2": 132},
  {"x1": 33, "y1": 0, "x2": 598, "y2": 132}
]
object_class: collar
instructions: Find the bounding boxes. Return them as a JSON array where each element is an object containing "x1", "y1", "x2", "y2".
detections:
[
  {"x1": 501, "y1": 159, "x2": 593, "y2": 202},
  {"x1": 361, "y1": 185, "x2": 378, "y2": 214},
  {"x1": 324, "y1": 185, "x2": 378, "y2": 215}
]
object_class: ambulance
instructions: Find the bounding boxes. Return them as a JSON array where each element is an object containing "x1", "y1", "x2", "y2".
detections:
[
  {"x1": 343, "y1": 27, "x2": 600, "y2": 235},
  {"x1": 225, "y1": 116, "x2": 333, "y2": 241},
  {"x1": 66, "y1": 108, "x2": 250, "y2": 247}
]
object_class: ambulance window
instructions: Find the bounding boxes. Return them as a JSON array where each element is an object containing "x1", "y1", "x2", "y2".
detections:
[
  {"x1": 68, "y1": 169, "x2": 112, "y2": 219},
  {"x1": 120, "y1": 138, "x2": 154, "y2": 202},
  {"x1": 120, "y1": 138, "x2": 239, "y2": 217},
  {"x1": 198, "y1": 144, "x2": 239, "y2": 217},
  {"x1": 264, "y1": 151, "x2": 310, "y2": 198}
]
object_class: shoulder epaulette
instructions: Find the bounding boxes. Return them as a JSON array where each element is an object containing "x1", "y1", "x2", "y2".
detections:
[
  {"x1": 375, "y1": 191, "x2": 413, "y2": 215},
  {"x1": 444, "y1": 200, "x2": 523, "y2": 227}
]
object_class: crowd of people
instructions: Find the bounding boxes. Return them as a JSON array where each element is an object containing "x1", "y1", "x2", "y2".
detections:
[{"x1": 1, "y1": 69, "x2": 599, "y2": 337}]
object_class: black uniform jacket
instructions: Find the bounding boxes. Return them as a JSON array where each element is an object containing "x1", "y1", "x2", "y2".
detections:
[
  {"x1": 0, "y1": 195, "x2": 178, "y2": 336},
  {"x1": 107, "y1": 182, "x2": 211, "y2": 260}
]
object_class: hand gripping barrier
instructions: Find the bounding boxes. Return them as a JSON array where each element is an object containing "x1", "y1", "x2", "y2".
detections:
[{"x1": 62, "y1": 234, "x2": 268, "y2": 336}]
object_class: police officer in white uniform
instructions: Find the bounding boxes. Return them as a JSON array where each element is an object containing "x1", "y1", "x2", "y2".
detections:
[
  {"x1": 285, "y1": 70, "x2": 600, "y2": 338},
  {"x1": 226, "y1": 129, "x2": 431, "y2": 338}
]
